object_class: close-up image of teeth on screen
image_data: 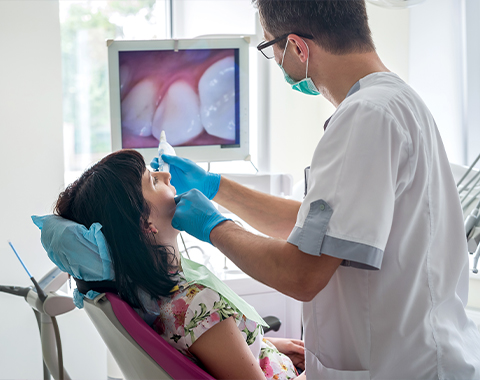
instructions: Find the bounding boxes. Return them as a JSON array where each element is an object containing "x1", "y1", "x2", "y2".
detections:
[{"x1": 119, "y1": 48, "x2": 240, "y2": 149}]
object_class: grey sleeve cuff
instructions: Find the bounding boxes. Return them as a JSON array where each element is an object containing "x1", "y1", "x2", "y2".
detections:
[{"x1": 287, "y1": 200, "x2": 383, "y2": 270}]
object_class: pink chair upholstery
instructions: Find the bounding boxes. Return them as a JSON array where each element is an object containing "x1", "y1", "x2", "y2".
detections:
[
  {"x1": 106, "y1": 293, "x2": 215, "y2": 379},
  {"x1": 84, "y1": 292, "x2": 215, "y2": 380}
]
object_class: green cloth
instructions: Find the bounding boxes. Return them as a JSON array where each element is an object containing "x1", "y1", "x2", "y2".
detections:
[{"x1": 181, "y1": 256, "x2": 269, "y2": 327}]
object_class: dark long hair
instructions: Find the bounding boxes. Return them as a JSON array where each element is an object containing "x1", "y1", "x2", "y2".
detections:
[{"x1": 54, "y1": 149, "x2": 178, "y2": 310}]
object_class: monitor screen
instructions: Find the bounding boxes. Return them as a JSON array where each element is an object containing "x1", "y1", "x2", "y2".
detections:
[{"x1": 108, "y1": 38, "x2": 250, "y2": 163}]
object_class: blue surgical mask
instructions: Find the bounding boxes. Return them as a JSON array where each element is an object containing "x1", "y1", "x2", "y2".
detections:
[{"x1": 279, "y1": 39, "x2": 320, "y2": 96}]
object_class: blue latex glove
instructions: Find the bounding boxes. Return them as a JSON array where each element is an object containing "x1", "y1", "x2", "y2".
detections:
[
  {"x1": 159, "y1": 155, "x2": 221, "y2": 200},
  {"x1": 172, "y1": 189, "x2": 230, "y2": 244},
  {"x1": 150, "y1": 157, "x2": 160, "y2": 171}
]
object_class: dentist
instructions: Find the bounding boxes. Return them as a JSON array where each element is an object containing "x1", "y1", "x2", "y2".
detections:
[{"x1": 160, "y1": 1, "x2": 480, "y2": 378}]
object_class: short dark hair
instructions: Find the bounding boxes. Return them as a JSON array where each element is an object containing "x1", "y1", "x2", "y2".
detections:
[
  {"x1": 254, "y1": 0, "x2": 375, "y2": 54},
  {"x1": 54, "y1": 149, "x2": 178, "y2": 311}
]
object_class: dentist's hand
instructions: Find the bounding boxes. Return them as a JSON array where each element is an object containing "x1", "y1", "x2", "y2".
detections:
[
  {"x1": 161, "y1": 155, "x2": 221, "y2": 200},
  {"x1": 172, "y1": 189, "x2": 230, "y2": 244}
]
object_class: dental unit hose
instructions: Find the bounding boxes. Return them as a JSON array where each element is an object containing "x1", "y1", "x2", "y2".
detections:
[{"x1": 151, "y1": 130, "x2": 176, "y2": 172}]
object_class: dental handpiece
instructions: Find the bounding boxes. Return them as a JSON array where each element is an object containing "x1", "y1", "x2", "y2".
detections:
[
  {"x1": 152, "y1": 130, "x2": 176, "y2": 173},
  {"x1": 8, "y1": 241, "x2": 47, "y2": 301}
]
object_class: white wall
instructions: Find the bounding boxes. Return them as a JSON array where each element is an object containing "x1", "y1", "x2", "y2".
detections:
[
  {"x1": 409, "y1": 0, "x2": 465, "y2": 165},
  {"x1": 268, "y1": 4, "x2": 411, "y2": 184},
  {"x1": 0, "y1": 2, "x2": 107, "y2": 379},
  {"x1": 464, "y1": 0, "x2": 480, "y2": 164}
]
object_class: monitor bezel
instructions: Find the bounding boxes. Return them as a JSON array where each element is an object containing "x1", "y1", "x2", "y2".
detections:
[{"x1": 108, "y1": 38, "x2": 250, "y2": 163}]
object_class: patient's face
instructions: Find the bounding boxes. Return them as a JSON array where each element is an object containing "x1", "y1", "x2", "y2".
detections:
[{"x1": 142, "y1": 169, "x2": 177, "y2": 237}]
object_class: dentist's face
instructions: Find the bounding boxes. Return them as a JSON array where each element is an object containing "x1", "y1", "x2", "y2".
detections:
[
  {"x1": 142, "y1": 169, "x2": 177, "y2": 234},
  {"x1": 264, "y1": 29, "x2": 305, "y2": 83}
]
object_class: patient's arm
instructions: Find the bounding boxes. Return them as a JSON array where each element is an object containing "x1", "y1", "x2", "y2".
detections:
[
  {"x1": 213, "y1": 176, "x2": 301, "y2": 240},
  {"x1": 189, "y1": 316, "x2": 265, "y2": 380}
]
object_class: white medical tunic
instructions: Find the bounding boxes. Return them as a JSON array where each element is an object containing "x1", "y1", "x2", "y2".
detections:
[{"x1": 287, "y1": 72, "x2": 480, "y2": 379}]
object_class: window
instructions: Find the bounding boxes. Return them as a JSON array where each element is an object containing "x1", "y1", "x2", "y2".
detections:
[
  {"x1": 60, "y1": 0, "x2": 257, "y2": 185},
  {"x1": 60, "y1": 1, "x2": 167, "y2": 184}
]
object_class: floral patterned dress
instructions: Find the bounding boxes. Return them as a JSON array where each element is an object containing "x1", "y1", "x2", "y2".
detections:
[{"x1": 137, "y1": 272, "x2": 299, "y2": 380}]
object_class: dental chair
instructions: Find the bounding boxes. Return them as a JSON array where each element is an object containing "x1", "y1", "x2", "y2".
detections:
[
  {"x1": 32, "y1": 215, "x2": 281, "y2": 380},
  {"x1": 82, "y1": 288, "x2": 281, "y2": 380},
  {"x1": 83, "y1": 290, "x2": 214, "y2": 380}
]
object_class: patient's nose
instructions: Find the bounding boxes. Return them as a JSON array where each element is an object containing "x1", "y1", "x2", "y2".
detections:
[{"x1": 153, "y1": 171, "x2": 171, "y2": 184}]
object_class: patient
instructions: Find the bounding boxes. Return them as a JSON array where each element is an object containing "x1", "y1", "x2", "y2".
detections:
[{"x1": 53, "y1": 149, "x2": 305, "y2": 380}]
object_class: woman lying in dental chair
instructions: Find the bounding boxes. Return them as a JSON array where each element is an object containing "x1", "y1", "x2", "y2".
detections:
[{"x1": 39, "y1": 149, "x2": 305, "y2": 380}]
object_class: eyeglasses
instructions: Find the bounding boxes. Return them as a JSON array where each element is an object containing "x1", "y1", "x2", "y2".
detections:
[{"x1": 257, "y1": 32, "x2": 314, "y2": 59}]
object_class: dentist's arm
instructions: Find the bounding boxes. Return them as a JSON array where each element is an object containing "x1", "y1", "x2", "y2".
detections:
[
  {"x1": 213, "y1": 176, "x2": 301, "y2": 240},
  {"x1": 210, "y1": 220, "x2": 342, "y2": 302},
  {"x1": 161, "y1": 155, "x2": 300, "y2": 239},
  {"x1": 173, "y1": 190, "x2": 342, "y2": 301}
]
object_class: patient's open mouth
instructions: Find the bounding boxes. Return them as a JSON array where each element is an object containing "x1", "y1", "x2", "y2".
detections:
[{"x1": 119, "y1": 49, "x2": 237, "y2": 148}]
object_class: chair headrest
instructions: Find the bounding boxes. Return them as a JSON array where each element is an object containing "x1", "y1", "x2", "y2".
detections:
[
  {"x1": 32, "y1": 214, "x2": 114, "y2": 282},
  {"x1": 32, "y1": 215, "x2": 160, "y2": 314}
]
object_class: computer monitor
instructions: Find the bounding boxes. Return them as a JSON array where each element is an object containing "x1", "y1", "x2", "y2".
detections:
[{"x1": 107, "y1": 38, "x2": 250, "y2": 163}]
